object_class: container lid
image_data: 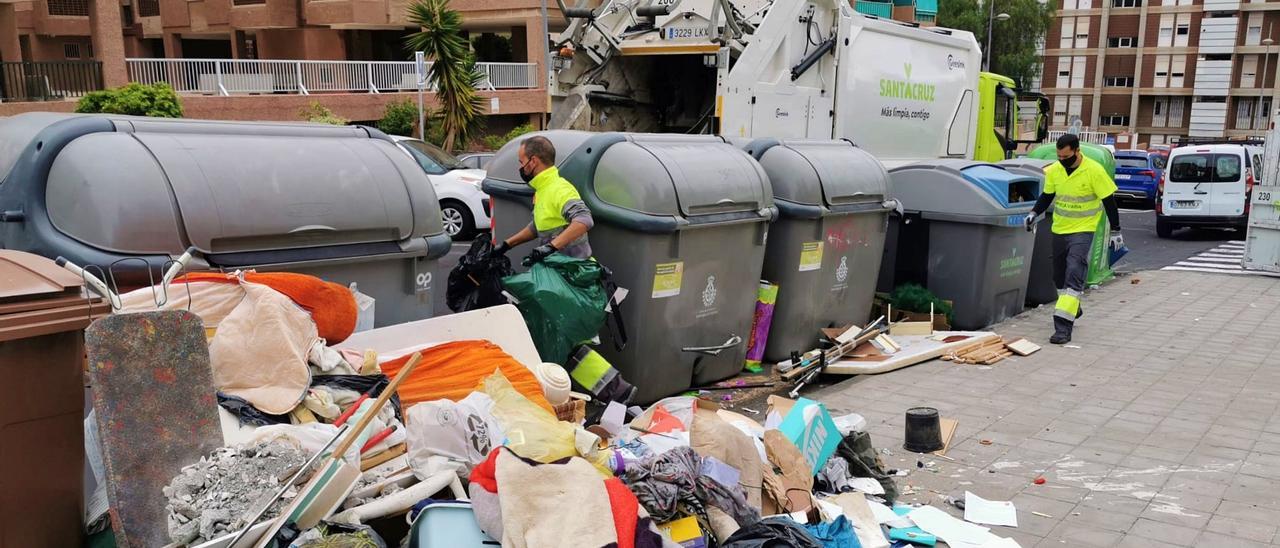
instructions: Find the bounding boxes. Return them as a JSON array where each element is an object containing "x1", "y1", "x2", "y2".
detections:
[
  {"x1": 0, "y1": 249, "x2": 82, "y2": 304},
  {"x1": 37, "y1": 122, "x2": 438, "y2": 257},
  {"x1": 591, "y1": 134, "x2": 771, "y2": 218},
  {"x1": 749, "y1": 139, "x2": 889, "y2": 208},
  {"x1": 889, "y1": 159, "x2": 1040, "y2": 219},
  {"x1": 0, "y1": 250, "x2": 107, "y2": 341},
  {"x1": 485, "y1": 130, "x2": 597, "y2": 184}
]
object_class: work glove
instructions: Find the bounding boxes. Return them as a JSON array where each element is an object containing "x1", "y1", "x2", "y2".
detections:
[
  {"x1": 489, "y1": 240, "x2": 511, "y2": 258},
  {"x1": 523, "y1": 243, "x2": 557, "y2": 267},
  {"x1": 1024, "y1": 212, "x2": 1037, "y2": 232},
  {"x1": 1110, "y1": 230, "x2": 1124, "y2": 249}
]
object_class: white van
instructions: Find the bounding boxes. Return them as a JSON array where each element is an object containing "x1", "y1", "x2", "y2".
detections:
[{"x1": 1156, "y1": 143, "x2": 1265, "y2": 238}]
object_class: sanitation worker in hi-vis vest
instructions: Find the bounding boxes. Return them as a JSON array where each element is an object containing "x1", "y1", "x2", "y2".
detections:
[
  {"x1": 1025, "y1": 134, "x2": 1123, "y2": 345},
  {"x1": 491, "y1": 135, "x2": 594, "y2": 266}
]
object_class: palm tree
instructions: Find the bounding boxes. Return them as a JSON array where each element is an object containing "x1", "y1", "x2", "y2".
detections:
[{"x1": 406, "y1": 0, "x2": 486, "y2": 152}]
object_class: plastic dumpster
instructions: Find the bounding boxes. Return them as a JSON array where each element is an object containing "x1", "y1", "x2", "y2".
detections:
[
  {"x1": 489, "y1": 133, "x2": 776, "y2": 402},
  {"x1": 481, "y1": 130, "x2": 597, "y2": 270},
  {"x1": 0, "y1": 113, "x2": 452, "y2": 327},
  {"x1": 999, "y1": 158, "x2": 1057, "y2": 307},
  {"x1": 880, "y1": 160, "x2": 1040, "y2": 330},
  {"x1": 0, "y1": 250, "x2": 109, "y2": 547},
  {"x1": 743, "y1": 138, "x2": 893, "y2": 362}
]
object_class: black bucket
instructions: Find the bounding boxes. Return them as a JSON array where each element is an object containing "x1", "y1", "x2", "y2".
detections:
[{"x1": 903, "y1": 407, "x2": 943, "y2": 453}]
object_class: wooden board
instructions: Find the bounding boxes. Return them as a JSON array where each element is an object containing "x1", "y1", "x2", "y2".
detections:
[
  {"x1": 932, "y1": 418, "x2": 958, "y2": 457},
  {"x1": 1005, "y1": 338, "x2": 1041, "y2": 356},
  {"x1": 889, "y1": 321, "x2": 933, "y2": 337},
  {"x1": 823, "y1": 332, "x2": 1001, "y2": 375},
  {"x1": 86, "y1": 310, "x2": 223, "y2": 548}
]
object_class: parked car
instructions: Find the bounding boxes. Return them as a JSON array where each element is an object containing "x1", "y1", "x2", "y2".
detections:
[
  {"x1": 392, "y1": 136, "x2": 491, "y2": 240},
  {"x1": 457, "y1": 152, "x2": 494, "y2": 169},
  {"x1": 1156, "y1": 143, "x2": 1264, "y2": 238},
  {"x1": 1113, "y1": 150, "x2": 1163, "y2": 208}
]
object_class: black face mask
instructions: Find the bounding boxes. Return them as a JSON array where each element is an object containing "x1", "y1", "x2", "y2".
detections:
[
  {"x1": 1060, "y1": 155, "x2": 1077, "y2": 169},
  {"x1": 518, "y1": 159, "x2": 535, "y2": 183}
]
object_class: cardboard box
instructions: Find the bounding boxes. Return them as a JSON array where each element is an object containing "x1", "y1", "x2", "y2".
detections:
[
  {"x1": 768, "y1": 395, "x2": 841, "y2": 473},
  {"x1": 657, "y1": 516, "x2": 706, "y2": 548}
]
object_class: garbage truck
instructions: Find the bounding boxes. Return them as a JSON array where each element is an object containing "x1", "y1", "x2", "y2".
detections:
[{"x1": 547, "y1": 0, "x2": 1049, "y2": 163}]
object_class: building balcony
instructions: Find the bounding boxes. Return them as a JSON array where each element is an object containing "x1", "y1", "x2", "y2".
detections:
[
  {"x1": 230, "y1": 0, "x2": 298, "y2": 30},
  {"x1": 126, "y1": 58, "x2": 538, "y2": 95}
]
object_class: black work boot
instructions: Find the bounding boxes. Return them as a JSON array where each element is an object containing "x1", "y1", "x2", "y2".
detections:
[{"x1": 1050, "y1": 315, "x2": 1073, "y2": 345}]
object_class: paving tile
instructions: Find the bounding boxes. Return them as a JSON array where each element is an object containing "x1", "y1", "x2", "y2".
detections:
[
  {"x1": 1192, "y1": 531, "x2": 1270, "y2": 548},
  {"x1": 1127, "y1": 517, "x2": 1199, "y2": 546},
  {"x1": 1040, "y1": 522, "x2": 1123, "y2": 547},
  {"x1": 1138, "y1": 501, "x2": 1212, "y2": 530},
  {"x1": 1214, "y1": 500, "x2": 1280, "y2": 526},
  {"x1": 1204, "y1": 515, "x2": 1276, "y2": 544}
]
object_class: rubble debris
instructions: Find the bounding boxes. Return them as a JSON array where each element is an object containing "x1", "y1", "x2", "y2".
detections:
[{"x1": 163, "y1": 441, "x2": 308, "y2": 545}]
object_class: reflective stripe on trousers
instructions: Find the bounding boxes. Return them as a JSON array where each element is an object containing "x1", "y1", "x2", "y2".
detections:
[{"x1": 1054, "y1": 288, "x2": 1081, "y2": 322}]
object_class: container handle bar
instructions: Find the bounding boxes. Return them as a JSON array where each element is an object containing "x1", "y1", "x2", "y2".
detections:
[{"x1": 682, "y1": 334, "x2": 743, "y2": 356}]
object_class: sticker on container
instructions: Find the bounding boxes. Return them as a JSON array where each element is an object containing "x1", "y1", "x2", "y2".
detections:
[
  {"x1": 652, "y1": 262, "x2": 684, "y2": 298},
  {"x1": 799, "y1": 241, "x2": 824, "y2": 272}
]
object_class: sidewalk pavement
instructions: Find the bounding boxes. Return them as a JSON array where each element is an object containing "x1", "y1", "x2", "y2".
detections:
[{"x1": 811, "y1": 270, "x2": 1280, "y2": 547}]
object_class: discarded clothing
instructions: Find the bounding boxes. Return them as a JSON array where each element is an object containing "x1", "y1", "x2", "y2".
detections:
[
  {"x1": 816, "y1": 456, "x2": 853, "y2": 494},
  {"x1": 721, "y1": 517, "x2": 822, "y2": 548},
  {"x1": 803, "y1": 516, "x2": 860, "y2": 548},
  {"x1": 178, "y1": 271, "x2": 358, "y2": 343},
  {"x1": 447, "y1": 238, "x2": 514, "y2": 312},
  {"x1": 209, "y1": 279, "x2": 315, "y2": 414},
  {"x1": 378, "y1": 340, "x2": 553, "y2": 411},
  {"x1": 217, "y1": 392, "x2": 289, "y2": 426},
  {"x1": 623, "y1": 446, "x2": 760, "y2": 534},
  {"x1": 834, "y1": 431, "x2": 898, "y2": 503},
  {"x1": 468, "y1": 448, "x2": 669, "y2": 548}
]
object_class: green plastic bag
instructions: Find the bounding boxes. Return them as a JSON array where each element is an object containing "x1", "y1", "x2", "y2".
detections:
[
  {"x1": 502, "y1": 255, "x2": 608, "y2": 364},
  {"x1": 1087, "y1": 216, "x2": 1114, "y2": 286}
]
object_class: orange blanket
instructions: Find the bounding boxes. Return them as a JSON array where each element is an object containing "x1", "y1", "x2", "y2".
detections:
[
  {"x1": 177, "y1": 272, "x2": 357, "y2": 344},
  {"x1": 380, "y1": 340, "x2": 553, "y2": 412}
]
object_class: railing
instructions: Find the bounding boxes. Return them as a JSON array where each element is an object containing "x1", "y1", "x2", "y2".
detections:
[
  {"x1": 47, "y1": 0, "x2": 89, "y2": 17},
  {"x1": 138, "y1": 0, "x2": 159, "y2": 16},
  {"x1": 126, "y1": 58, "x2": 539, "y2": 95},
  {"x1": 0, "y1": 61, "x2": 103, "y2": 102}
]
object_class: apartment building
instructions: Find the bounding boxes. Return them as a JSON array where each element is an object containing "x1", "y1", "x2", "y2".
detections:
[
  {"x1": 1041, "y1": 0, "x2": 1280, "y2": 146},
  {"x1": 0, "y1": 0, "x2": 557, "y2": 126}
]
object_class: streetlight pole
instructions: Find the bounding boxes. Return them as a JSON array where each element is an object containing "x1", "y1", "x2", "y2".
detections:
[
  {"x1": 541, "y1": 0, "x2": 550, "y2": 129},
  {"x1": 984, "y1": 6, "x2": 1010, "y2": 72},
  {"x1": 1259, "y1": 32, "x2": 1274, "y2": 133}
]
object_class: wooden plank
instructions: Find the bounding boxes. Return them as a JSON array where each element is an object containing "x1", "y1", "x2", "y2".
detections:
[
  {"x1": 1005, "y1": 338, "x2": 1042, "y2": 356},
  {"x1": 889, "y1": 321, "x2": 933, "y2": 337},
  {"x1": 360, "y1": 444, "x2": 408, "y2": 472},
  {"x1": 933, "y1": 418, "x2": 958, "y2": 457},
  {"x1": 824, "y1": 332, "x2": 1000, "y2": 375}
]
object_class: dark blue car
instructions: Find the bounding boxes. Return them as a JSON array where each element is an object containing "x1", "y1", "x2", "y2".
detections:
[{"x1": 1113, "y1": 151, "x2": 1165, "y2": 208}]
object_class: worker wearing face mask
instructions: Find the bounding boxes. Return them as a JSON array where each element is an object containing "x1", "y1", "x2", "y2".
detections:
[
  {"x1": 491, "y1": 135, "x2": 594, "y2": 265},
  {"x1": 1024, "y1": 134, "x2": 1122, "y2": 345}
]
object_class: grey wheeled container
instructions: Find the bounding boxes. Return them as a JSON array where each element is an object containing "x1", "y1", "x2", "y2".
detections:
[
  {"x1": 0, "y1": 112, "x2": 452, "y2": 327},
  {"x1": 489, "y1": 132, "x2": 776, "y2": 402},
  {"x1": 481, "y1": 130, "x2": 597, "y2": 270},
  {"x1": 881, "y1": 160, "x2": 1041, "y2": 330},
  {"x1": 743, "y1": 139, "x2": 894, "y2": 362},
  {"x1": 999, "y1": 158, "x2": 1057, "y2": 307}
]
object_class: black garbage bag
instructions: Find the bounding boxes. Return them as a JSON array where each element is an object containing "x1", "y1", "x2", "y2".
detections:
[
  {"x1": 722, "y1": 517, "x2": 822, "y2": 548},
  {"x1": 447, "y1": 238, "x2": 514, "y2": 313}
]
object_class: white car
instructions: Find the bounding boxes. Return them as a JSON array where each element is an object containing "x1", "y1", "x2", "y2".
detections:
[
  {"x1": 391, "y1": 136, "x2": 491, "y2": 240},
  {"x1": 1156, "y1": 143, "x2": 1264, "y2": 238}
]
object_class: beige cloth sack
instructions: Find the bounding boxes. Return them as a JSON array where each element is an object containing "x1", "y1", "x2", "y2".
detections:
[{"x1": 208, "y1": 280, "x2": 316, "y2": 414}]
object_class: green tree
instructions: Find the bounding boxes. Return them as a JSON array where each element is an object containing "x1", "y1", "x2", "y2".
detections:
[
  {"x1": 75, "y1": 82, "x2": 183, "y2": 117},
  {"x1": 938, "y1": 0, "x2": 1054, "y2": 88},
  {"x1": 471, "y1": 33, "x2": 513, "y2": 62},
  {"x1": 482, "y1": 123, "x2": 534, "y2": 151},
  {"x1": 378, "y1": 100, "x2": 419, "y2": 136},
  {"x1": 299, "y1": 101, "x2": 349, "y2": 125},
  {"x1": 406, "y1": 0, "x2": 486, "y2": 153}
]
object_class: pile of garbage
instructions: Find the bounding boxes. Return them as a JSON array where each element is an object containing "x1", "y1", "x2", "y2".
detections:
[{"x1": 163, "y1": 441, "x2": 306, "y2": 544}]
